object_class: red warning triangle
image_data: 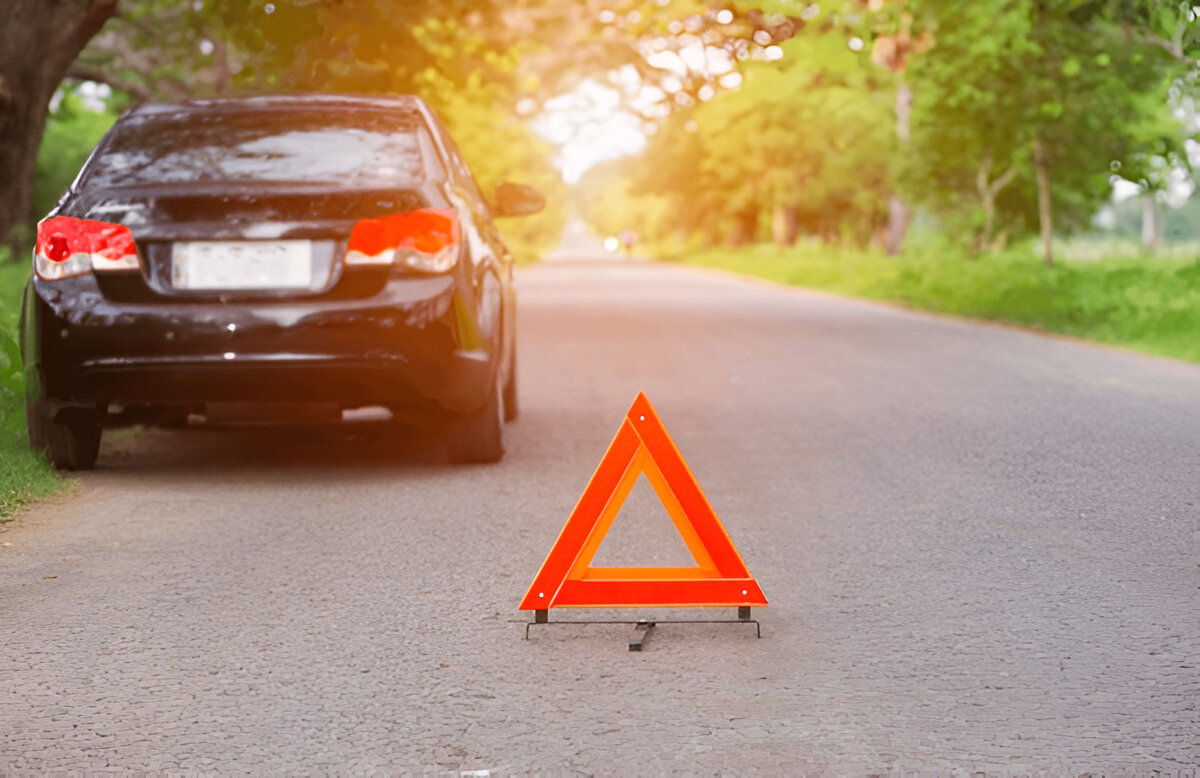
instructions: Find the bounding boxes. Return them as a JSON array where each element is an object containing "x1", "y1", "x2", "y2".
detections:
[{"x1": 519, "y1": 393, "x2": 767, "y2": 609}]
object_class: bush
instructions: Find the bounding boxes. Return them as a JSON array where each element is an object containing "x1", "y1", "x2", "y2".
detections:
[
  {"x1": 0, "y1": 249, "x2": 24, "y2": 440},
  {"x1": 674, "y1": 239, "x2": 1200, "y2": 364},
  {"x1": 0, "y1": 249, "x2": 61, "y2": 520}
]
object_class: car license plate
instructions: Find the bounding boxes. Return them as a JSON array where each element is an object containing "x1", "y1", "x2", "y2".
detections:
[{"x1": 172, "y1": 240, "x2": 313, "y2": 290}]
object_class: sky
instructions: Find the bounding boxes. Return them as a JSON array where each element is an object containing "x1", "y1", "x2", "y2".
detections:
[
  {"x1": 531, "y1": 81, "x2": 649, "y2": 184},
  {"x1": 531, "y1": 41, "x2": 744, "y2": 183}
]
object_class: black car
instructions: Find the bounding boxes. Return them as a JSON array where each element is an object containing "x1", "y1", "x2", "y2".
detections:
[{"x1": 20, "y1": 94, "x2": 544, "y2": 469}]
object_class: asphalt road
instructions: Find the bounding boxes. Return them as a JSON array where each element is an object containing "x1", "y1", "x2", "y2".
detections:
[{"x1": 3, "y1": 256, "x2": 1199, "y2": 774}]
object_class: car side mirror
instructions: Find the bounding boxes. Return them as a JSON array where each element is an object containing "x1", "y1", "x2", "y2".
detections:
[{"x1": 492, "y1": 182, "x2": 545, "y2": 217}]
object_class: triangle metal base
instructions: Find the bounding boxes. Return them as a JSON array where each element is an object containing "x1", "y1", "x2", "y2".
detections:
[{"x1": 525, "y1": 607, "x2": 762, "y2": 650}]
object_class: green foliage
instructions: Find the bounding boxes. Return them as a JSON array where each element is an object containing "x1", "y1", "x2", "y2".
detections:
[
  {"x1": 278, "y1": 3, "x2": 514, "y2": 96},
  {"x1": 69, "y1": 1, "x2": 569, "y2": 260},
  {"x1": 1099, "y1": 194, "x2": 1200, "y2": 243},
  {"x1": 439, "y1": 95, "x2": 569, "y2": 263},
  {"x1": 0, "y1": 328, "x2": 22, "y2": 438},
  {"x1": 0, "y1": 250, "x2": 61, "y2": 521},
  {"x1": 0, "y1": 296, "x2": 24, "y2": 442},
  {"x1": 575, "y1": 159, "x2": 680, "y2": 249},
  {"x1": 900, "y1": 0, "x2": 1194, "y2": 248},
  {"x1": 581, "y1": 19, "x2": 895, "y2": 249},
  {"x1": 48, "y1": 0, "x2": 1200, "y2": 266},
  {"x1": 1, "y1": 250, "x2": 29, "y2": 441},
  {"x1": 696, "y1": 33, "x2": 895, "y2": 243},
  {"x1": 75, "y1": 0, "x2": 323, "y2": 99},
  {"x1": 240, "y1": 2, "x2": 568, "y2": 259},
  {"x1": 1099, "y1": 0, "x2": 1200, "y2": 73},
  {"x1": 0, "y1": 433, "x2": 61, "y2": 521},
  {"x1": 675, "y1": 239, "x2": 1200, "y2": 363},
  {"x1": 33, "y1": 92, "x2": 119, "y2": 221}
]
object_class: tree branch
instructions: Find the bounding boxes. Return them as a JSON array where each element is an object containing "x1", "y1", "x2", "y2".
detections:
[
  {"x1": 108, "y1": 6, "x2": 162, "y2": 40},
  {"x1": 976, "y1": 149, "x2": 993, "y2": 203},
  {"x1": 1124, "y1": 21, "x2": 1199, "y2": 70},
  {"x1": 990, "y1": 164, "x2": 1018, "y2": 197},
  {"x1": 65, "y1": 63, "x2": 152, "y2": 101},
  {"x1": 67, "y1": 0, "x2": 120, "y2": 60}
]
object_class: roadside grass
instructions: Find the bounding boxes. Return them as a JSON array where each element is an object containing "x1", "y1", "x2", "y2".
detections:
[
  {"x1": 671, "y1": 238, "x2": 1200, "y2": 364},
  {"x1": 0, "y1": 252, "x2": 62, "y2": 521}
]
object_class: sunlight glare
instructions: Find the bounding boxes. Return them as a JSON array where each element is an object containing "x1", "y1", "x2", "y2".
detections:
[{"x1": 533, "y1": 80, "x2": 650, "y2": 183}]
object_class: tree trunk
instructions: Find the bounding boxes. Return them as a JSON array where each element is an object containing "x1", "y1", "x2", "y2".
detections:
[
  {"x1": 1033, "y1": 133, "x2": 1053, "y2": 267},
  {"x1": 1141, "y1": 192, "x2": 1161, "y2": 253},
  {"x1": 976, "y1": 150, "x2": 1018, "y2": 253},
  {"x1": 726, "y1": 207, "x2": 758, "y2": 247},
  {"x1": 979, "y1": 195, "x2": 996, "y2": 252},
  {"x1": 884, "y1": 80, "x2": 913, "y2": 256},
  {"x1": 772, "y1": 204, "x2": 798, "y2": 247},
  {"x1": 0, "y1": 82, "x2": 49, "y2": 254},
  {"x1": 0, "y1": 0, "x2": 117, "y2": 253}
]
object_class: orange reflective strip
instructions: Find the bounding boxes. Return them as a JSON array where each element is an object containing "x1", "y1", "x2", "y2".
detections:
[
  {"x1": 625, "y1": 393, "x2": 752, "y2": 578},
  {"x1": 567, "y1": 437, "x2": 642, "y2": 580},
  {"x1": 554, "y1": 578, "x2": 768, "y2": 608},
  {"x1": 637, "y1": 445, "x2": 718, "y2": 574},
  {"x1": 517, "y1": 418, "x2": 640, "y2": 610},
  {"x1": 581, "y1": 567, "x2": 712, "y2": 580}
]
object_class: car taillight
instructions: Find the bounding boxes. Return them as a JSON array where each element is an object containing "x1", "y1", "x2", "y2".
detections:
[
  {"x1": 34, "y1": 216, "x2": 140, "y2": 281},
  {"x1": 345, "y1": 208, "x2": 460, "y2": 274}
]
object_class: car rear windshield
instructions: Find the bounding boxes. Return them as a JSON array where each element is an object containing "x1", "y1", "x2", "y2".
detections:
[{"x1": 86, "y1": 109, "x2": 433, "y2": 189}]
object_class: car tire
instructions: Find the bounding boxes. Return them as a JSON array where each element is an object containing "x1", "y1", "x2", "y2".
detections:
[
  {"x1": 446, "y1": 375, "x2": 504, "y2": 464},
  {"x1": 27, "y1": 400, "x2": 101, "y2": 471},
  {"x1": 25, "y1": 397, "x2": 47, "y2": 453},
  {"x1": 502, "y1": 348, "x2": 519, "y2": 423}
]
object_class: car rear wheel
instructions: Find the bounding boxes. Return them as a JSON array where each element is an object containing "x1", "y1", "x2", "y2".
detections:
[
  {"x1": 445, "y1": 375, "x2": 504, "y2": 464},
  {"x1": 27, "y1": 400, "x2": 102, "y2": 471},
  {"x1": 502, "y1": 348, "x2": 519, "y2": 423}
]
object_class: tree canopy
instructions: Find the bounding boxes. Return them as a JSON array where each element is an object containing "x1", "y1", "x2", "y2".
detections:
[
  {"x1": 578, "y1": 0, "x2": 1195, "y2": 256},
  {"x1": 2, "y1": 0, "x2": 1197, "y2": 259}
]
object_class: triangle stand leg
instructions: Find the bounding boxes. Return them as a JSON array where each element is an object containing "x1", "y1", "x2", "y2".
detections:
[{"x1": 628, "y1": 620, "x2": 655, "y2": 652}]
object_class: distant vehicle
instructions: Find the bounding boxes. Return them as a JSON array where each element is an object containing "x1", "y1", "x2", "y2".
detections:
[{"x1": 20, "y1": 94, "x2": 545, "y2": 469}]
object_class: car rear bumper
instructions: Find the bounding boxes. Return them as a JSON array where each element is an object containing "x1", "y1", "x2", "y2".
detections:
[{"x1": 23, "y1": 272, "x2": 495, "y2": 416}]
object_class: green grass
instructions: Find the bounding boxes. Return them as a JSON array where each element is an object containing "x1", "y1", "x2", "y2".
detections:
[
  {"x1": 0, "y1": 251, "x2": 63, "y2": 521},
  {"x1": 671, "y1": 238, "x2": 1200, "y2": 364}
]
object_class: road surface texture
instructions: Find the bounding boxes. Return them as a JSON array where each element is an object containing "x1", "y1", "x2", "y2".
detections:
[{"x1": 3, "y1": 257, "x2": 1198, "y2": 775}]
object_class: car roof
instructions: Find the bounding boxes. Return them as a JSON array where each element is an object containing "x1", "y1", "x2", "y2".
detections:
[{"x1": 127, "y1": 94, "x2": 432, "y2": 119}]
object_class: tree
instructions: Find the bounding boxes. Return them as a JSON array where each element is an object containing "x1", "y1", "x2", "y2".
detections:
[
  {"x1": 6, "y1": 0, "x2": 571, "y2": 257},
  {"x1": 3, "y1": 0, "x2": 812, "y2": 256},
  {"x1": 1115, "y1": 88, "x2": 1194, "y2": 251},
  {"x1": 67, "y1": 0, "x2": 320, "y2": 101},
  {"x1": 1108, "y1": 0, "x2": 1200, "y2": 73},
  {"x1": 582, "y1": 18, "x2": 896, "y2": 250},
  {"x1": 574, "y1": 157, "x2": 676, "y2": 247},
  {"x1": 1018, "y1": 0, "x2": 1189, "y2": 264},
  {"x1": 861, "y1": 0, "x2": 936, "y2": 254},
  {"x1": 899, "y1": 1, "x2": 1040, "y2": 251},
  {"x1": 899, "y1": 0, "x2": 1190, "y2": 263},
  {"x1": 690, "y1": 32, "x2": 894, "y2": 247},
  {"x1": 1101, "y1": 0, "x2": 1199, "y2": 251},
  {"x1": 0, "y1": 0, "x2": 118, "y2": 251}
]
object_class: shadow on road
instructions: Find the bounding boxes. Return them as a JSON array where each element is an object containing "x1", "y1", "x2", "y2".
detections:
[
  {"x1": 95, "y1": 421, "x2": 455, "y2": 474},
  {"x1": 88, "y1": 400, "x2": 587, "y2": 477}
]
